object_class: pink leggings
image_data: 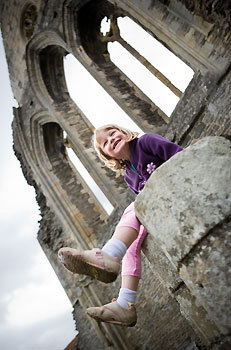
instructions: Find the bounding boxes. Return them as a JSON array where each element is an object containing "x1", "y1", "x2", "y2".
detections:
[{"x1": 116, "y1": 202, "x2": 147, "y2": 278}]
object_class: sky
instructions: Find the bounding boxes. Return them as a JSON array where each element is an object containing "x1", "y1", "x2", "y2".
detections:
[
  {"x1": 0, "y1": 36, "x2": 76, "y2": 349},
  {"x1": 0, "y1": 17, "x2": 194, "y2": 350}
]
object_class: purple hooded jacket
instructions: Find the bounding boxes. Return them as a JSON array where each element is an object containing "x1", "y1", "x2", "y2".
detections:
[{"x1": 124, "y1": 133, "x2": 183, "y2": 194}]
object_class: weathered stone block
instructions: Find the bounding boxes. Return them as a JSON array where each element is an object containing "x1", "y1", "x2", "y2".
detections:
[
  {"x1": 135, "y1": 136, "x2": 231, "y2": 267},
  {"x1": 141, "y1": 233, "x2": 182, "y2": 290},
  {"x1": 175, "y1": 285, "x2": 219, "y2": 345},
  {"x1": 179, "y1": 220, "x2": 231, "y2": 335}
]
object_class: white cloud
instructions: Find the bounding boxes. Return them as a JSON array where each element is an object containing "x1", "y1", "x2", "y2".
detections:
[
  {"x1": 0, "y1": 156, "x2": 39, "y2": 223},
  {"x1": 0, "y1": 312, "x2": 77, "y2": 350},
  {"x1": 5, "y1": 281, "x2": 71, "y2": 327},
  {"x1": 3, "y1": 246, "x2": 73, "y2": 327}
]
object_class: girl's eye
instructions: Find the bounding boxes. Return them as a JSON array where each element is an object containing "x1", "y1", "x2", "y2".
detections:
[
  {"x1": 104, "y1": 140, "x2": 107, "y2": 147},
  {"x1": 110, "y1": 131, "x2": 116, "y2": 136}
]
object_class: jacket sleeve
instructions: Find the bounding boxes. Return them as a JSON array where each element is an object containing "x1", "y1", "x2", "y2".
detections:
[{"x1": 140, "y1": 133, "x2": 183, "y2": 161}]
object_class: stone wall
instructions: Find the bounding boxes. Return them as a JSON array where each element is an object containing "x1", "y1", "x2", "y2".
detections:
[{"x1": 136, "y1": 137, "x2": 231, "y2": 348}]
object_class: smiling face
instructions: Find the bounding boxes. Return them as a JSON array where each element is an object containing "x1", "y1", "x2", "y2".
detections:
[{"x1": 97, "y1": 128, "x2": 130, "y2": 161}]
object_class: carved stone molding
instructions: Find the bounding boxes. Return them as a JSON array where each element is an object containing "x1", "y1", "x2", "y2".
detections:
[{"x1": 21, "y1": 3, "x2": 38, "y2": 40}]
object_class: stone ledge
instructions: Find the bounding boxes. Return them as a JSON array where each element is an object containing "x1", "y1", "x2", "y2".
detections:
[
  {"x1": 135, "y1": 136, "x2": 231, "y2": 343},
  {"x1": 135, "y1": 136, "x2": 231, "y2": 268}
]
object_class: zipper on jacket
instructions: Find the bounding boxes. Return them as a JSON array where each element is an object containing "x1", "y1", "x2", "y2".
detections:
[{"x1": 130, "y1": 164, "x2": 143, "y2": 180}]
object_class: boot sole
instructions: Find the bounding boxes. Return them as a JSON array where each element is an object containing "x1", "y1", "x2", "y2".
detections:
[
  {"x1": 88, "y1": 314, "x2": 136, "y2": 327},
  {"x1": 60, "y1": 251, "x2": 118, "y2": 283}
]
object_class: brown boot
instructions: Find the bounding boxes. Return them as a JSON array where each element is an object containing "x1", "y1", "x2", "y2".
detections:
[
  {"x1": 86, "y1": 301, "x2": 137, "y2": 327},
  {"x1": 58, "y1": 247, "x2": 120, "y2": 283}
]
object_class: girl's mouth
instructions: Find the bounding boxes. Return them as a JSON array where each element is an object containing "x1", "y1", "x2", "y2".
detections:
[{"x1": 113, "y1": 139, "x2": 120, "y2": 149}]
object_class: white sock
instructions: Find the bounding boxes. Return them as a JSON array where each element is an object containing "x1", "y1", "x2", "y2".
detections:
[
  {"x1": 102, "y1": 238, "x2": 127, "y2": 260},
  {"x1": 117, "y1": 288, "x2": 137, "y2": 309}
]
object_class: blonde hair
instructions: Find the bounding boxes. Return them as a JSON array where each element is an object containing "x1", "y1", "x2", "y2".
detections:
[{"x1": 93, "y1": 124, "x2": 138, "y2": 176}]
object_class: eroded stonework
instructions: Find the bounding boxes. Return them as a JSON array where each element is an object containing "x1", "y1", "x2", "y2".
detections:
[{"x1": 1, "y1": 0, "x2": 230, "y2": 349}]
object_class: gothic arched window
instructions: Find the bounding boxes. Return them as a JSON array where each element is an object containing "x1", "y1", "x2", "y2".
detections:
[
  {"x1": 73, "y1": 0, "x2": 193, "y2": 121},
  {"x1": 100, "y1": 16, "x2": 194, "y2": 116}
]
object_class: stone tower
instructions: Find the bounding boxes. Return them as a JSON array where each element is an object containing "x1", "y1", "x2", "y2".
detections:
[{"x1": 0, "y1": 1, "x2": 230, "y2": 349}]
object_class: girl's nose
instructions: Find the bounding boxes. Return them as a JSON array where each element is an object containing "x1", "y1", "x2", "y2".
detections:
[{"x1": 110, "y1": 135, "x2": 115, "y2": 144}]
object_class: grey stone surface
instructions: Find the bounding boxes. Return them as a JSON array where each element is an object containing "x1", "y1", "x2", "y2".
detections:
[
  {"x1": 135, "y1": 136, "x2": 231, "y2": 267},
  {"x1": 180, "y1": 220, "x2": 231, "y2": 335},
  {"x1": 175, "y1": 285, "x2": 219, "y2": 345},
  {"x1": 135, "y1": 135, "x2": 231, "y2": 345},
  {"x1": 141, "y1": 232, "x2": 182, "y2": 290}
]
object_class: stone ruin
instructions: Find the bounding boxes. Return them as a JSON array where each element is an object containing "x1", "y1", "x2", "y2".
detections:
[{"x1": 0, "y1": 0, "x2": 230, "y2": 349}]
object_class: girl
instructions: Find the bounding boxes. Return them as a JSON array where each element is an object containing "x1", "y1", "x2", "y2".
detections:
[{"x1": 58, "y1": 124, "x2": 182, "y2": 327}]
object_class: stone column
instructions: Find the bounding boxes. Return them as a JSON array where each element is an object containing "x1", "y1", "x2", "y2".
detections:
[{"x1": 135, "y1": 136, "x2": 231, "y2": 347}]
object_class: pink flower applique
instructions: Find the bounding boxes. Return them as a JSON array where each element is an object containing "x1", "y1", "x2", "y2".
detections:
[{"x1": 146, "y1": 162, "x2": 156, "y2": 174}]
